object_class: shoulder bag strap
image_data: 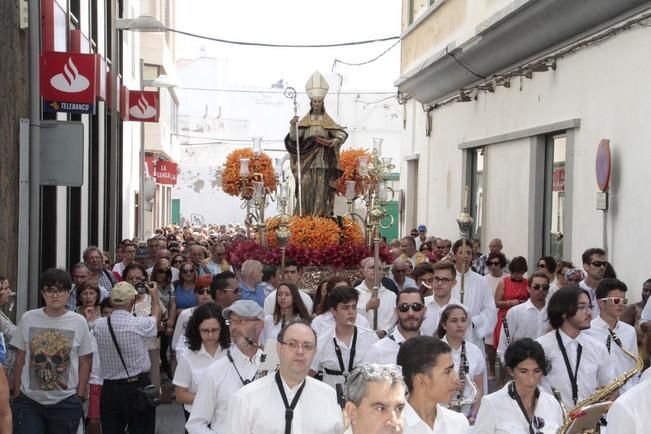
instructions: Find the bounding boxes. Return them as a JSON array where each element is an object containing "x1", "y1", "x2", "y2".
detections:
[{"x1": 107, "y1": 316, "x2": 131, "y2": 378}]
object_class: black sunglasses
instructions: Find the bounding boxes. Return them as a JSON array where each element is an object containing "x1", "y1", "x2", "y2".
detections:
[
  {"x1": 397, "y1": 303, "x2": 424, "y2": 313},
  {"x1": 591, "y1": 260, "x2": 608, "y2": 268},
  {"x1": 531, "y1": 283, "x2": 550, "y2": 291}
]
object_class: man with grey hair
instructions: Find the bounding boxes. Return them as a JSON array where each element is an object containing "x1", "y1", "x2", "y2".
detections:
[
  {"x1": 355, "y1": 257, "x2": 397, "y2": 335},
  {"x1": 66, "y1": 262, "x2": 110, "y2": 311},
  {"x1": 344, "y1": 363, "x2": 406, "y2": 434},
  {"x1": 239, "y1": 259, "x2": 265, "y2": 307},
  {"x1": 389, "y1": 259, "x2": 416, "y2": 291},
  {"x1": 83, "y1": 246, "x2": 117, "y2": 291}
]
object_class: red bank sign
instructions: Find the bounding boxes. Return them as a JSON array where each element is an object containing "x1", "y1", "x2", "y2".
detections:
[
  {"x1": 41, "y1": 52, "x2": 97, "y2": 114},
  {"x1": 126, "y1": 90, "x2": 160, "y2": 122},
  {"x1": 156, "y1": 161, "x2": 178, "y2": 185}
]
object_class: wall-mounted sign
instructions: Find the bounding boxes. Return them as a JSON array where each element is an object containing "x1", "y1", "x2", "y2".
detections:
[
  {"x1": 125, "y1": 90, "x2": 159, "y2": 122},
  {"x1": 40, "y1": 52, "x2": 97, "y2": 114},
  {"x1": 156, "y1": 160, "x2": 178, "y2": 185},
  {"x1": 596, "y1": 139, "x2": 611, "y2": 192}
]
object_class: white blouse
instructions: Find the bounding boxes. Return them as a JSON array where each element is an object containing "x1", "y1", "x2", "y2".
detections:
[{"x1": 172, "y1": 344, "x2": 224, "y2": 412}]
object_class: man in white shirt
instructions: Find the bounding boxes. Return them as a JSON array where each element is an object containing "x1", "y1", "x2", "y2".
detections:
[
  {"x1": 112, "y1": 241, "x2": 136, "y2": 277},
  {"x1": 606, "y1": 376, "x2": 651, "y2": 434},
  {"x1": 420, "y1": 262, "x2": 461, "y2": 337},
  {"x1": 451, "y1": 239, "x2": 496, "y2": 352},
  {"x1": 397, "y1": 336, "x2": 470, "y2": 433},
  {"x1": 344, "y1": 363, "x2": 406, "y2": 434},
  {"x1": 310, "y1": 286, "x2": 378, "y2": 391},
  {"x1": 364, "y1": 288, "x2": 426, "y2": 364},
  {"x1": 536, "y1": 286, "x2": 614, "y2": 408},
  {"x1": 355, "y1": 257, "x2": 397, "y2": 334},
  {"x1": 583, "y1": 278, "x2": 639, "y2": 392},
  {"x1": 579, "y1": 247, "x2": 608, "y2": 319},
  {"x1": 496, "y1": 271, "x2": 550, "y2": 363},
  {"x1": 224, "y1": 320, "x2": 343, "y2": 434},
  {"x1": 186, "y1": 300, "x2": 266, "y2": 434},
  {"x1": 390, "y1": 259, "x2": 417, "y2": 291}
]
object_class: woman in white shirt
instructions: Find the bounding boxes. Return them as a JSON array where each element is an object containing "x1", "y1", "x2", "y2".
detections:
[
  {"x1": 173, "y1": 302, "x2": 229, "y2": 422},
  {"x1": 472, "y1": 338, "x2": 563, "y2": 434},
  {"x1": 263, "y1": 283, "x2": 311, "y2": 342},
  {"x1": 437, "y1": 304, "x2": 485, "y2": 423}
]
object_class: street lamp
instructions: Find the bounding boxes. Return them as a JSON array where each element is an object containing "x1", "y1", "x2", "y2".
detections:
[{"x1": 115, "y1": 16, "x2": 167, "y2": 32}]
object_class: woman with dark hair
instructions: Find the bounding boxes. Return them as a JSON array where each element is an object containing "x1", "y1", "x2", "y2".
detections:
[
  {"x1": 175, "y1": 261, "x2": 198, "y2": 313},
  {"x1": 151, "y1": 258, "x2": 176, "y2": 379},
  {"x1": 437, "y1": 304, "x2": 485, "y2": 423},
  {"x1": 483, "y1": 251, "x2": 508, "y2": 379},
  {"x1": 262, "y1": 283, "x2": 311, "y2": 341},
  {"x1": 313, "y1": 275, "x2": 351, "y2": 316},
  {"x1": 473, "y1": 338, "x2": 563, "y2": 433},
  {"x1": 173, "y1": 303, "x2": 229, "y2": 422},
  {"x1": 76, "y1": 281, "x2": 101, "y2": 325},
  {"x1": 494, "y1": 256, "x2": 530, "y2": 349},
  {"x1": 171, "y1": 254, "x2": 186, "y2": 271}
]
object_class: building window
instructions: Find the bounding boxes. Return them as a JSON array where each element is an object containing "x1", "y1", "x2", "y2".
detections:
[
  {"x1": 468, "y1": 147, "x2": 484, "y2": 240},
  {"x1": 543, "y1": 133, "x2": 566, "y2": 259}
]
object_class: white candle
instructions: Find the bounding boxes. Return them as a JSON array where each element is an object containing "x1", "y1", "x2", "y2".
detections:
[
  {"x1": 252, "y1": 137, "x2": 262, "y2": 156},
  {"x1": 279, "y1": 183, "x2": 289, "y2": 200},
  {"x1": 372, "y1": 138, "x2": 383, "y2": 155},
  {"x1": 345, "y1": 181, "x2": 356, "y2": 200},
  {"x1": 240, "y1": 158, "x2": 250, "y2": 177},
  {"x1": 378, "y1": 182, "x2": 387, "y2": 202},
  {"x1": 357, "y1": 156, "x2": 369, "y2": 177}
]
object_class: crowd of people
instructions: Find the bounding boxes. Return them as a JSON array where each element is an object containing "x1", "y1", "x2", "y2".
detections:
[{"x1": 0, "y1": 223, "x2": 650, "y2": 433}]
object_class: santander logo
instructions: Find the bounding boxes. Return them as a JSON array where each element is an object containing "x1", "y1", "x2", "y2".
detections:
[
  {"x1": 129, "y1": 94, "x2": 157, "y2": 119},
  {"x1": 50, "y1": 57, "x2": 90, "y2": 93}
]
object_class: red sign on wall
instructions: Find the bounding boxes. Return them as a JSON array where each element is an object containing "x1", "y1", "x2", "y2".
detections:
[
  {"x1": 40, "y1": 52, "x2": 97, "y2": 114},
  {"x1": 125, "y1": 90, "x2": 160, "y2": 122},
  {"x1": 552, "y1": 167, "x2": 565, "y2": 192},
  {"x1": 156, "y1": 161, "x2": 178, "y2": 185}
]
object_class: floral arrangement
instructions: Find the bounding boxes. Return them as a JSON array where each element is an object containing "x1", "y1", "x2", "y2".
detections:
[
  {"x1": 221, "y1": 148, "x2": 276, "y2": 199},
  {"x1": 227, "y1": 239, "x2": 392, "y2": 269},
  {"x1": 336, "y1": 148, "x2": 372, "y2": 196},
  {"x1": 266, "y1": 216, "x2": 366, "y2": 249}
]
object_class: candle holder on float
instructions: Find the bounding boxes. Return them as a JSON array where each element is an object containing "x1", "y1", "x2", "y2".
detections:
[
  {"x1": 456, "y1": 186, "x2": 474, "y2": 305},
  {"x1": 342, "y1": 138, "x2": 395, "y2": 330}
]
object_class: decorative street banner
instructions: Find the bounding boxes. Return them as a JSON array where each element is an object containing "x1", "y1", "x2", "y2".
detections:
[
  {"x1": 125, "y1": 90, "x2": 159, "y2": 122},
  {"x1": 41, "y1": 52, "x2": 97, "y2": 114},
  {"x1": 156, "y1": 160, "x2": 178, "y2": 185}
]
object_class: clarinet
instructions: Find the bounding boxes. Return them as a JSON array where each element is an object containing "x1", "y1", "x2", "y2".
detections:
[
  {"x1": 450, "y1": 341, "x2": 469, "y2": 412},
  {"x1": 502, "y1": 317, "x2": 512, "y2": 346}
]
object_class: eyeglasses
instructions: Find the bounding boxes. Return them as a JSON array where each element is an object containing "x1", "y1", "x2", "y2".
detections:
[
  {"x1": 537, "y1": 263, "x2": 547, "y2": 269},
  {"x1": 590, "y1": 261, "x2": 608, "y2": 268},
  {"x1": 531, "y1": 283, "x2": 550, "y2": 291},
  {"x1": 488, "y1": 261, "x2": 501, "y2": 267},
  {"x1": 199, "y1": 328, "x2": 221, "y2": 335},
  {"x1": 433, "y1": 276, "x2": 453, "y2": 284},
  {"x1": 397, "y1": 303, "x2": 424, "y2": 313},
  {"x1": 279, "y1": 340, "x2": 316, "y2": 352},
  {"x1": 42, "y1": 286, "x2": 69, "y2": 296},
  {"x1": 195, "y1": 288, "x2": 210, "y2": 295},
  {"x1": 577, "y1": 304, "x2": 594, "y2": 311},
  {"x1": 599, "y1": 297, "x2": 628, "y2": 305}
]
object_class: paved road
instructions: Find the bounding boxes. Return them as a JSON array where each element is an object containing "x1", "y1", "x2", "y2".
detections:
[{"x1": 156, "y1": 401, "x2": 186, "y2": 434}]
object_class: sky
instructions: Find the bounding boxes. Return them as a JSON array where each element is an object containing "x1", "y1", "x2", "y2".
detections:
[{"x1": 174, "y1": 0, "x2": 402, "y2": 92}]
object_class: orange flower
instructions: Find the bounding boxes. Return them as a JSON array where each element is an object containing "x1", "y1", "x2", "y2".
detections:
[
  {"x1": 221, "y1": 148, "x2": 277, "y2": 199},
  {"x1": 341, "y1": 217, "x2": 365, "y2": 244},
  {"x1": 267, "y1": 216, "x2": 343, "y2": 250},
  {"x1": 336, "y1": 148, "x2": 372, "y2": 195}
]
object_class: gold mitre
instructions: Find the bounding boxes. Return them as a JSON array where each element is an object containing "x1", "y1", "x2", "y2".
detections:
[{"x1": 305, "y1": 71, "x2": 329, "y2": 100}]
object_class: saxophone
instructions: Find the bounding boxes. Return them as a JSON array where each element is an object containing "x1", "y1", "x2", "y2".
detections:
[{"x1": 555, "y1": 329, "x2": 643, "y2": 434}]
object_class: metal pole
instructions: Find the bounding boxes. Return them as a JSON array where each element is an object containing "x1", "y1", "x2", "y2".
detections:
[
  {"x1": 372, "y1": 234, "x2": 380, "y2": 330},
  {"x1": 139, "y1": 58, "x2": 145, "y2": 241},
  {"x1": 293, "y1": 98, "x2": 303, "y2": 216},
  {"x1": 27, "y1": 0, "x2": 42, "y2": 312},
  {"x1": 108, "y1": 1, "x2": 120, "y2": 255}
]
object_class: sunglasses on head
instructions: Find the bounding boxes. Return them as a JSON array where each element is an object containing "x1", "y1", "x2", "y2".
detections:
[
  {"x1": 599, "y1": 296, "x2": 628, "y2": 305},
  {"x1": 397, "y1": 302, "x2": 424, "y2": 313},
  {"x1": 531, "y1": 283, "x2": 550, "y2": 291}
]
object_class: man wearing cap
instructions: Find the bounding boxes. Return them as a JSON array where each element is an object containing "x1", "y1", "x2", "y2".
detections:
[
  {"x1": 415, "y1": 224, "x2": 427, "y2": 250},
  {"x1": 93, "y1": 280, "x2": 160, "y2": 434},
  {"x1": 186, "y1": 300, "x2": 266, "y2": 434},
  {"x1": 224, "y1": 320, "x2": 343, "y2": 434},
  {"x1": 285, "y1": 70, "x2": 348, "y2": 217}
]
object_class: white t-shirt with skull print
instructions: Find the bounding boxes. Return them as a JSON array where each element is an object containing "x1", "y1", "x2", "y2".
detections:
[{"x1": 11, "y1": 308, "x2": 93, "y2": 405}]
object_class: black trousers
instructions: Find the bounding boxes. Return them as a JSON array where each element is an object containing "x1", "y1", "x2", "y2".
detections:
[{"x1": 100, "y1": 374, "x2": 155, "y2": 434}]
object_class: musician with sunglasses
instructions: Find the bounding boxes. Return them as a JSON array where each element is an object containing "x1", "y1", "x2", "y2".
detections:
[
  {"x1": 364, "y1": 288, "x2": 426, "y2": 364},
  {"x1": 473, "y1": 338, "x2": 563, "y2": 433},
  {"x1": 186, "y1": 300, "x2": 266, "y2": 434},
  {"x1": 579, "y1": 247, "x2": 608, "y2": 319},
  {"x1": 583, "y1": 278, "x2": 639, "y2": 392},
  {"x1": 496, "y1": 272, "x2": 551, "y2": 366}
]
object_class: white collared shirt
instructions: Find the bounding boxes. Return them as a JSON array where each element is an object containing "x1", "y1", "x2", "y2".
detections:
[
  {"x1": 223, "y1": 374, "x2": 343, "y2": 434},
  {"x1": 403, "y1": 402, "x2": 469, "y2": 434},
  {"x1": 496, "y1": 299, "x2": 549, "y2": 364},
  {"x1": 640, "y1": 299, "x2": 651, "y2": 325},
  {"x1": 311, "y1": 312, "x2": 370, "y2": 337},
  {"x1": 606, "y1": 376, "x2": 651, "y2": 434},
  {"x1": 583, "y1": 316, "x2": 639, "y2": 391},
  {"x1": 452, "y1": 270, "x2": 497, "y2": 352},
  {"x1": 536, "y1": 329, "x2": 614, "y2": 408},
  {"x1": 355, "y1": 281, "x2": 398, "y2": 331},
  {"x1": 363, "y1": 328, "x2": 411, "y2": 365},
  {"x1": 442, "y1": 336, "x2": 486, "y2": 413},
  {"x1": 310, "y1": 326, "x2": 378, "y2": 389},
  {"x1": 579, "y1": 280, "x2": 600, "y2": 319},
  {"x1": 186, "y1": 345, "x2": 264, "y2": 434},
  {"x1": 173, "y1": 344, "x2": 225, "y2": 412},
  {"x1": 263, "y1": 289, "x2": 313, "y2": 316},
  {"x1": 472, "y1": 383, "x2": 563, "y2": 434},
  {"x1": 391, "y1": 276, "x2": 418, "y2": 291},
  {"x1": 420, "y1": 297, "x2": 463, "y2": 337}
]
